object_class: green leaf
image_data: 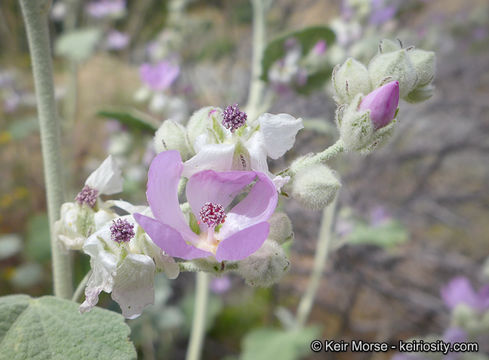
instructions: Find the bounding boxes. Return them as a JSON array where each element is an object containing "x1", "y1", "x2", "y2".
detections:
[
  {"x1": 55, "y1": 28, "x2": 102, "y2": 62},
  {"x1": 241, "y1": 326, "x2": 321, "y2": 360},
  {"x1": 97, "y1": 109, "x2": 158, "y2": 134},
  {"x1": 25, "y1": 214, "x2": 51, "y2": 263},
  {"x1": 0, "y1": 295, "x2": 137, "y2": 360},
  {"x1": 347, "y1": 220, "x2": 409, "y2": 248},
  {"x1": 260, "y1": 26, "x2": 335, "y2": 83}
]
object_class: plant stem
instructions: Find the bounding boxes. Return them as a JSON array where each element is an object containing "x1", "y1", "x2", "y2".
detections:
[
  {"x1": 19, "y1": 0, "x2": 73, "y2": 299},
  {"x1": 72, "y1": 271, "x2": 91, "y2": 303},
  {"x1": 186, "y1": 272, "x2": 210, "y2": 360},
  {"x1": 295, "y1": 197, "x2": 337, "y2": 328},
  {"x1": 245, "y1": 0, "x2": 271, "y2": 121}
]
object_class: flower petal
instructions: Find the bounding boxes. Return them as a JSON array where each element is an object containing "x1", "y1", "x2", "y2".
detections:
[
  {"x1": 215, "y1": 222, "x2": 270, "y2": 262},
  {"x1": 257, "y1": 113, "x2": 303, "y2": 159},
  {"x1": 220, "y1": 172, "x2": 278, "y2": 238},
  {"x1": 182, "y1": 143, "x2": 235, "y2": 178},
  {"x1": 147, "y1": 150, "x2": 196, "y2": 241},
  {"x1": 134, "y1": 213, "x2": 212, "y2": 260},
  {"x1": 186, "y1": 170, "x2": 256, "y2": 224},
  {"x1": 85, "y1": 155, "x2": 123, "y2": 195},
  {"x1": 111, "y1": 254, "x2": 155, "y2": 319}
]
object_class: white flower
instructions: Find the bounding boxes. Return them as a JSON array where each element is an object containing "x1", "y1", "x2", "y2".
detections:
[
  {"x1": 55, "y1": 156, "x2": 123, "y2": 250},
  {"x1": 79, "y1": 214, "x2": 178, "y2": 319},
  {"x1": 182, "y1": 112, "x2": 303, "y2": 191},
  {"x1": 85, "y1": 155, "x2": 123, "y2": 195}
]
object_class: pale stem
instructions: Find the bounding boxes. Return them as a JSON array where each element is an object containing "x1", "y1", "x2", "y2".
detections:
[
  {"x1": 72, "y1": 271, "x2": 91, "y2": 303},
  {"x1": 245, "y1": 0, "x2": 272, "y2": 121},
  {"x1": 185, "y1": 272, "x2": 210, "y2": 360},
  {"x1": 295, "y1": 197, "x2": 337, "y2": 328},
  {"x1": 19, "y1": 0, "x2": 73, "y2": 299}
]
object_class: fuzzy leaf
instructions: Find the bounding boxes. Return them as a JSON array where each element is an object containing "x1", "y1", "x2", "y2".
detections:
[{"x1": 0, "y1": 295, "x2": 136, "y2": 360}]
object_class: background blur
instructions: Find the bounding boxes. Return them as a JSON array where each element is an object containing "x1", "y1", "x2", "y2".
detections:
[{"x1": 1, "y1": 0, "x2": 488, "y2": 359}]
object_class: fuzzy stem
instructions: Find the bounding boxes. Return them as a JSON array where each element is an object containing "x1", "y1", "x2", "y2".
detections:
[
  {"x1": 280, "y1": 139, "x2": 345, "y2": 177},
  {"x1": 295, "y1": 197, "x2": 337, "y2": 328},
  {"x1": 185, "y1": 272, "x2": 210, "y2": 360},
  {"x1": 245, "y1": 0, "x2": 272, "y2": 121},
  {"x1": 19, "y1": 0, "x2": 73, "y2": 298}
]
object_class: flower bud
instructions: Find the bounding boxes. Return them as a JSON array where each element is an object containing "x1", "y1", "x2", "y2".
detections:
[
  {"x1": 186, "y1": 106, "x2": 222, "y2": 146},
  {"x1": 332, "y1": 58, "x2": 371, "y2": 104},
  {"x1": 268, "y1": 212, "x2": 294, "y2": 244},
  {"x1": 336, "y1": 84, "x2": 399, "y2": 153},
  {"x1": 237, "y1": 240, "x2": 290, "y2": 287},
  {"x1": 378, "y1": 38, "x2": 402, "y2": 54},
  {"x1": 154, "y1": 119, "x2": 193, "y2": 161},
  {"x1": 409, "y1": 48, "x2": 436, "y2": 87},
  {"x1": 359, "y1": 81, "x2": 399, "y2": 130},
  {"x1": 368, "y1": 48, "x2": 417, "y2": 98},
  {"x1": 405, "y1": 83, "x2": 435, "y2": 103},
  {"x1": 290, "y1": 164, "x2": 341, "y2": 211}
]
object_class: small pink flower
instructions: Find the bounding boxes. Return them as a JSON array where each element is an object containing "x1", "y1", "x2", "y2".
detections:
[
  {"x1": 312, "y1": 40, "x2": 327, "y2": 55},
  {"x1": 441, "y1": 276, "x2": 489, "y2": 311},
  {"x1": 134, "y1": 151, "x2": 278, "y2": 262},
  {"x1": 140, "y1": 62, "x2": 180, "y2": 92},
  {"x1": 359, "y1": 81, "x2": 399, "y2": 130}
]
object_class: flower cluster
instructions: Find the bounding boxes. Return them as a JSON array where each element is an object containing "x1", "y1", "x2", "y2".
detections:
[{"x1": 59, "y1": 39, "x2": 436, "y2": 320}]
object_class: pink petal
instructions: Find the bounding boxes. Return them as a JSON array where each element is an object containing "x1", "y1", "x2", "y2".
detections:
[
  {"x1": 215, "y1": 222, "x2": 270, "y2": 262},
  {"x1": 186, "y1": 170, "x2": 256, "y2": 230},
  {"x1": 134, "y1": 213, "x2": 212, "y2": 260},
  {"x1": 220, "y1": 172, "x2": 278, "y2": 238},
  {"x1": 146, "y1": 150, "x2": 197, "y2": 242}
]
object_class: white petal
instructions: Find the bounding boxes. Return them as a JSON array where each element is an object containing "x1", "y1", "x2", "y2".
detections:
[
  {"x1": 93, "y1": 209, "x2": 116, "y2": 230},
  {"x1": 272, "y1": 175, "x2": 290, "y2": 192},
  {"x1": 142, "y1": 234, "x2": 179, "y2": 279},
  {"x1": 111, "y1": 254, "x2": 155, "y2": 319},
  {"x1": 182, "y1": 143, "x2": 235, "y2": 178},
  {"x1": 105, "y1": 200, "x2": 149, "y2": 215},
  {"x1": 257, "y1": 113, "x2": 303, "y2": 159},
  {"x1": 245, "y1": 132, "x2": 270, "y2": 174},
  {"x1": 79, "y1": 249, "x2": 118, "y2": 314},
  {"x1": 85, "y1": 155, "x2": 123, "y2": 195}
]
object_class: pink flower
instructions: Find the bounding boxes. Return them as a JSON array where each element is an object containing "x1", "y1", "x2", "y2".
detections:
[
  {"x1": 105, "y1": 30, "x2": 130, "y2": 50},
  {"x1": 139, "y1": 62, "x2": 180, "y2": 92},
  {"x1": 134, "y1": 151, "x2": 278, "y2": 262},
  {"x1": 312, "y1": 40, "x2": 327, "y2": 55},
  {"x1": 441, "y1": 276, "x2": 489, "y2": 311},
  {"x1": 359, "y1": 81, "x2": 399, "y2": 130}
]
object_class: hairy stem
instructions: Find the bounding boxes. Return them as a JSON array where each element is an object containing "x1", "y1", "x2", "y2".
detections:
[
  {"x1": 295, "y1": 198, "x2": 337, "y2": 328},
  {"x1": 19, "y1": 0, "x2": 73, "y2": 298},
  {"x1": 245, "y1": 0, "x2": 272, "y2": 121},
  {"x1": 185, "y1": 272, "x2": 210, "y2": 360}
]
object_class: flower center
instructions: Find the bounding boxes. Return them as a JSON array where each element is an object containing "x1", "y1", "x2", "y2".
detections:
[
  {"x1": 75, "y1": 185, "x2": 99, "y2": 208},
  {"x1": 199, "y1": 202, "x2": 226, "y2": 228},
  {"x1": 110, "y1": 218, "x2": 135, "y2": 244},
  {"x1": 222, "y1": 104, "x2": 247, "y2": 132}
]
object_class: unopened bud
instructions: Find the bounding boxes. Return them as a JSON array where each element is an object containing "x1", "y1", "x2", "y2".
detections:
[
  {"x1": 336, "y1": 85, "x2": 399, "y2": 153},
  {"x1": 186, "y1": 107, "x2": 222, "y2": 146},
  {"x1": 359, "y1": 81, "x2": 399, "y2": 130},
  {"x1": 237, "y1": 240, "x2": 290, "y2": 287},
  {"x1": 408, "y1": 48, "x2": 436, "y2": 88},
  {"x1": 405, "y1": 83, "x2": 435, "y2": 103},
  {"x1": 290, "y1": 164, "x2": 341, "y2": 211},
  {"x1": 332, "y1": 58, "x2": 371, "y2": 104},
  {"x1": 268, "y1": 212, "x2": 294, "y2": 244},
  {"x1": 368, "y1": 48, "x2": 417, "y2": 98},
  {"x1": 378, "y1": 38, "x2": 402, "y2": 54},
  {"x1": 154, "y1": 120, "x2": 193, "y2": 161}
]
